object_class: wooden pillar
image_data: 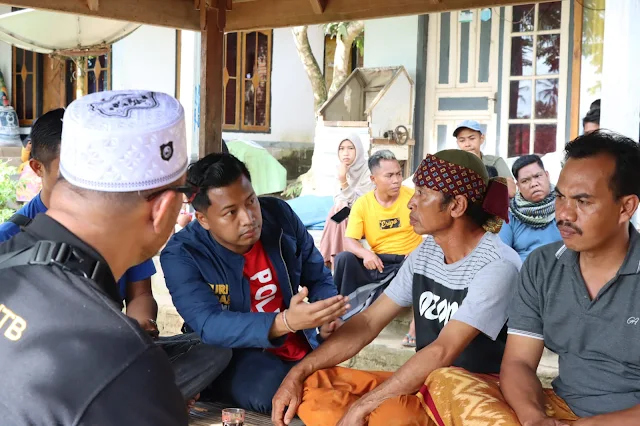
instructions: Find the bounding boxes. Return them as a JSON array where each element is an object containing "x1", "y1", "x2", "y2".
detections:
[
  {"x1": 198, "y1": 2, "x2": 225, "y2": 157},
  {"x1": 569, "y1": 0, "x2": 583, "y2": 141}
]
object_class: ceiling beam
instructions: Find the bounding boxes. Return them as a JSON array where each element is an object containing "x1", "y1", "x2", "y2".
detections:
[
  {"x1": 85, "y1": 0, "x2": 98, "y2": 12},
  {"x1": 226, "y1": 0, "x2": 535, "y2": 31},
  {"x1": 1, "y1": 0, "x2": 200, "y2": 31},
  {"x1": 309, "y1": 0, "x2": 326, "y2": 15},
  {"x1": 5, "y1": 0, "x2": 535, "y2": 33}
]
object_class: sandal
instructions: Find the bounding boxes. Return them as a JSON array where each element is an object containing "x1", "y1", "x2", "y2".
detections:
[{"x1": 401, "y1": 333, "x2": 416, "y2": 347}]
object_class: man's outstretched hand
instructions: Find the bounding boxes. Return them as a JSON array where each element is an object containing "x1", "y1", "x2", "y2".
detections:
[
  {"x1": 286, "y1": 287, "x2": 350, "y2": 332},
  {"x1": 272, "y1": 371, "x2": 305, "y2": 426}
]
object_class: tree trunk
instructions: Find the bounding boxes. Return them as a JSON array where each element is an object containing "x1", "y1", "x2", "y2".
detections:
[
  {"x1": 328, "y1": 20, "x2": 364, "y2": 98},
  {"x1": 292, "y1": 26, "x2": 327, "y2": 111}
]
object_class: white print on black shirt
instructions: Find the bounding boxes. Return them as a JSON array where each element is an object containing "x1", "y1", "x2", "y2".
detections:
[
  {"x1": 250, "y1": 268, "x2": 281, "y2": 313},
  {"x1": 419, "y1": 291, "x2": 459, "y2": 326}
]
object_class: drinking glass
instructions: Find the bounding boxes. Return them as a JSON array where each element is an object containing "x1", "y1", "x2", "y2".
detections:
[{"x1": 222, "y1": 408, "x2": 245, "y2": 426}]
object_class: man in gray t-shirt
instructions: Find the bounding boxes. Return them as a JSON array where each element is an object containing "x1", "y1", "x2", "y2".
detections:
[
  {"x1": 271, "y1": 150, "x2": 521, "y2": 426},
  {"x1": 429, "y1": 131, "x2": 640, "y2": 426},
  {"x1": 386, "y1": 231, "x2": 520, "y2": 374}
]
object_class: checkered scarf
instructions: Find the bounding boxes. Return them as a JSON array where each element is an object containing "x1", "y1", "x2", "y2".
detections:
[
  {"x1": 510, "y1": 185, "x2": 556, "y2": 228},
  {"x1": 413, "y1": 153, "x2": 509, "y2": 233}
]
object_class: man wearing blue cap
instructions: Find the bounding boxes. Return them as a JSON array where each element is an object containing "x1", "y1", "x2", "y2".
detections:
[{"x1": 454, "y1": 120, "x2": 516, "y2": 198}]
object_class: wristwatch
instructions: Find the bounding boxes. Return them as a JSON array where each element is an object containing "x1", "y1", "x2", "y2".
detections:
[{"x1": 148, "y1": 319, "x2": 158, "y2": 327}]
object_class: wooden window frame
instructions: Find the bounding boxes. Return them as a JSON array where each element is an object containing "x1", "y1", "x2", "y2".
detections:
[
  {"x1": 84, "y1": 50, "x2": 113, "y2": 95},
  {"x1": 499, "y1": 1, "x2": 570, "y2": 159},
  {"x1": 12, "y1": 46, "x2": 43, "y2": 127},
  {"x1": 223, "y1": 32, "x2": 241, "y2": 131},
  {"x1": 223, "y1": 30, "x2": 272, "y2": 133},
  {"x1": 65, "y1": 50, "x2": 113, "y2": 103}
]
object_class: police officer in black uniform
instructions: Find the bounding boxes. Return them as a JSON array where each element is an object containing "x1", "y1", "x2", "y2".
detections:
[{"x1": 0, "y1": 90, "x2": 193, "y2": 425}]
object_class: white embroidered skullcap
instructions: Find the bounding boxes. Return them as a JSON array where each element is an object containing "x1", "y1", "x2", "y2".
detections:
[{"x1": 60, "y1": 90, "x2": 188, "y2": 192}]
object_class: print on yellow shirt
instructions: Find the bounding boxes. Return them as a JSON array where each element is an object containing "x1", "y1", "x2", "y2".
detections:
[
  {"x1": 379, "y1": 218, "x2": 400, "y2": 230},
  {"x1": 345, "y1": 186, "x2": 422, "y2": 256}
]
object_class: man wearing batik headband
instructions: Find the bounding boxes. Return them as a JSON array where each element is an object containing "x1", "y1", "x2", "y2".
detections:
[{"x1": 272, "y1": 149, "x2": 522, "y2": 426}]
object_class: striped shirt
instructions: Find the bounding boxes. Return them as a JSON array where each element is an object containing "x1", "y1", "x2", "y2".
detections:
[{"x1": 385, "y1": 232, "x2": 521, "y2": 373}]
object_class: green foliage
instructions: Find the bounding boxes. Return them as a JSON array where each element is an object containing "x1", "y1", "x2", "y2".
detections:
[
  {"x1": 0, "y1": 160, "x2": 19, "y2": 222},
  {"x1": 323, "y1": 22, "x2": 365, "y2": 55},
  {"x1": 354, "y1": 34, "x2": 364, "y2": 55},
  {"x1": 281, "y1": 180, "x2": 302, "y2": 199},
  {"x1": 0, "y1": 70, "x2": 8, "y2": 99},
  {"x1": 581, "y1": 0, "x2": 605, "y2": 95}
]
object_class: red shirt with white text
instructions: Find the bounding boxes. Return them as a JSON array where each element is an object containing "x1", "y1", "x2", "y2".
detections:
[{"x1": 243, "y1": 240, "x2": 310, "y2": 361}]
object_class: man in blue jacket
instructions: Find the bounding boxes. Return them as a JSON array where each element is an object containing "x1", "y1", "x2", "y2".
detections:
[{"x1": 161, "y1": 153, "x2": 348, "y2": 414}]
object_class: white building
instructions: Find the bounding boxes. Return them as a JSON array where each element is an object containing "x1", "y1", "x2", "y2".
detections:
[
  {"x1": 2, "y1": 1, "x2": 637, "y2": 179},
  {"x1": 0, "y1": 8, "x2": 327, "y2": 178}
]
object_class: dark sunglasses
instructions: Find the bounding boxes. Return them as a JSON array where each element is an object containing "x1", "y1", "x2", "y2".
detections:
[{"x1": 145, "y1": 183, "x2": 200, "y2": 204}]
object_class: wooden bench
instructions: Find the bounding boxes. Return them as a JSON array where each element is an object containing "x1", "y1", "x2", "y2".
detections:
[{"x1": 190, "y1": 402, "x2": 304, "y2": 426}]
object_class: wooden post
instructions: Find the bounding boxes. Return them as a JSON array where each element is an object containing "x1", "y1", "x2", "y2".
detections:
[
  {"x1": 569, "y1": 0, "x2": 583, "y2": 140},
  {"x1": 198, "y1": 2, "x2": 224, "y2": 157}
]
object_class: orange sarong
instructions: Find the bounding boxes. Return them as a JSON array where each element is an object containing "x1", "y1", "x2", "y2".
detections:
[
  {"x1": 298, "y1": 366, "x2": 433, "y2": 426},
  {"x1": 419, "y1": 367, "x2": 580, "y2": 426},
  {"x1": 298, "y1": 366, "x2": 580, "y2": 426}
]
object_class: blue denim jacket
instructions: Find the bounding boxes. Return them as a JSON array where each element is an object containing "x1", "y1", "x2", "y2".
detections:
[{"x1": 160, "y1": 197, "x2": 337, "y2": 350}]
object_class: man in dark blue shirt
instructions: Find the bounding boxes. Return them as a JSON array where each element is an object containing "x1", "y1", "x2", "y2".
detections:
[
  {"x1": 0, "y1": 90, "x2": 194, "y2": 425},
  {"x1": 0, "y1": 107, "x2": 229, "y2": 404},
  {"x1": 0, "y1": 109, "x2": 156, "y2": 320}
]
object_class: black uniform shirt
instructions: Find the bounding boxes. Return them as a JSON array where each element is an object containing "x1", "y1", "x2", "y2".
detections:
[{"x1": 0, "y1": 214, "x2": 188, "y2": 426}]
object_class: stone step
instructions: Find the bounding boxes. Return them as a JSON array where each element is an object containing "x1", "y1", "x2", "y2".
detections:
[{"x1": 340, "y1": 327, "x2": 415, "y2": 371}]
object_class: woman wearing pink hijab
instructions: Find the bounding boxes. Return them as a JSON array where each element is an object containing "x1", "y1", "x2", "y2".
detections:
[{"x1": 319, "y1": 133, "x2": 374, "y2": 268}]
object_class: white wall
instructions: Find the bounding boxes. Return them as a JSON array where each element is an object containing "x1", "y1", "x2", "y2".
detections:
[
  {"x1": 222, "y1": 25, "x2": 324, "y2": 144},
  {"x1": 364, "y1": 16, "x2": 419, "y2": 81},
  {"x1": 178, "y1": 30, "x2": 197, "y2": 159},
  {"x1": 112, "y1": 25, "x2": 177, "y2": 97},
  {"x1": 601, "y1": 0, "x2": 640, "y2": 140}
]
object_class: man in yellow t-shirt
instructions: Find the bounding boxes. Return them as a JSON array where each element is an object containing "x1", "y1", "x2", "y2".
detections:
[{"x1": 334, "y1": 150, "x2": 422, "y2": 296}]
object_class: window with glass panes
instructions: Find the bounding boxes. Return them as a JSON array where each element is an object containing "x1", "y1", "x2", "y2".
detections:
[
  {"x1": 67, "y1": 53, "x2": 111, "y2": 98},
  {"x1": 503, "y1": 2, "x2": 567, "y2": 158},
  {"x1": 223, "y1": 30, "x2": 272, "y2": 132},
  {"x1": 12, "y1": 47, "x2": 43, "y2": 126}
]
